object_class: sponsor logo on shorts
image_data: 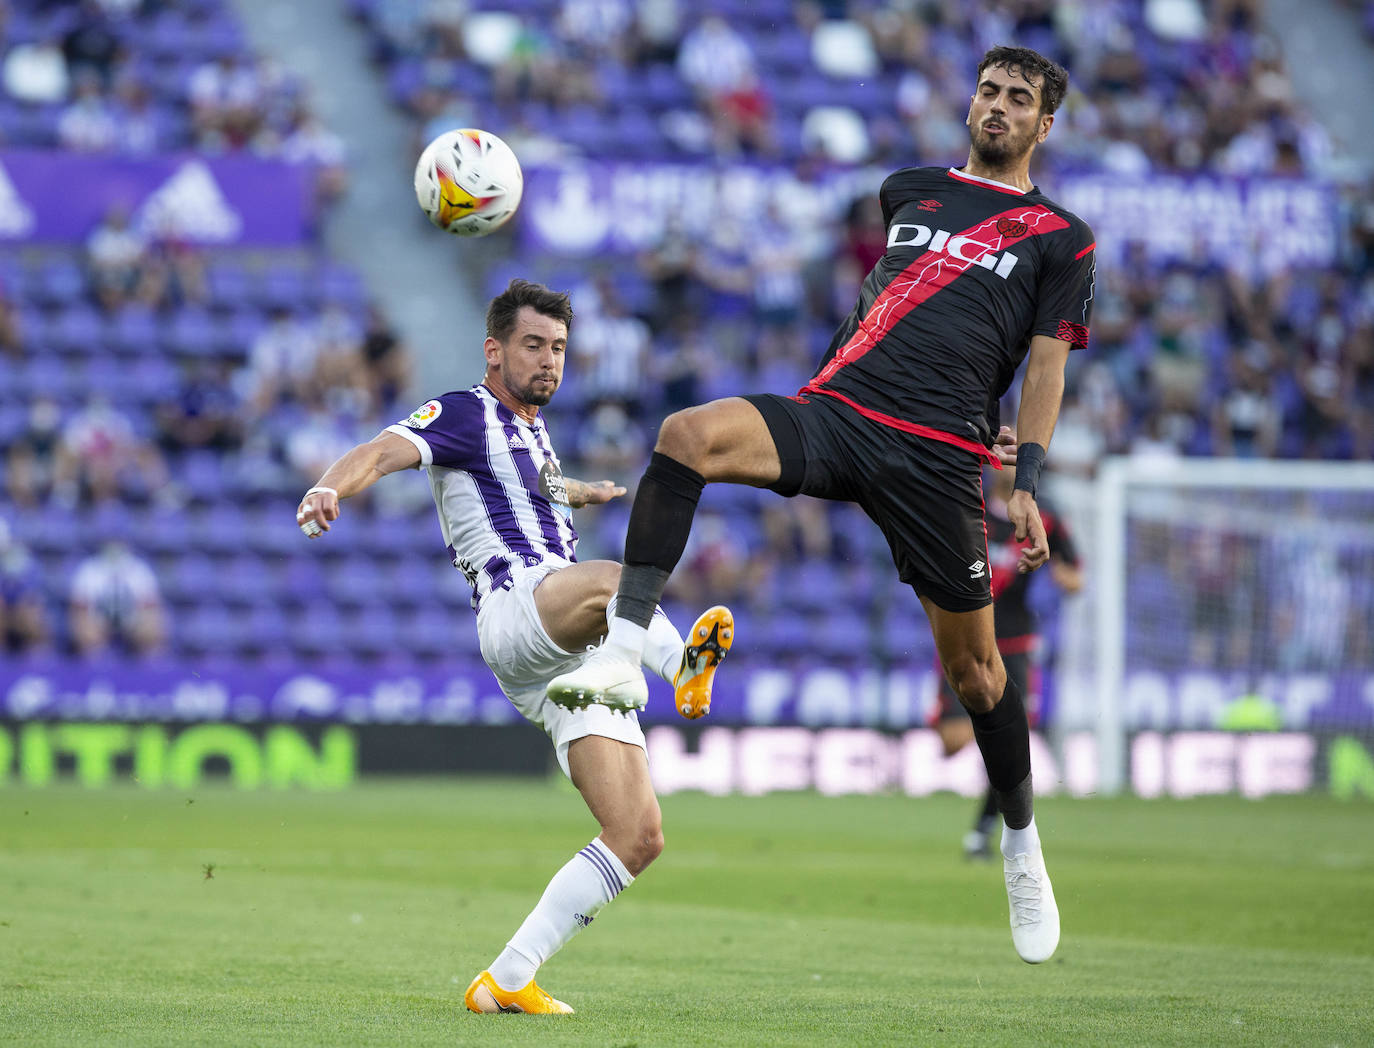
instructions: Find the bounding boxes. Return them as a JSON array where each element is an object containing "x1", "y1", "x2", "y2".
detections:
[{"x1": 968, "y1": 559, "x2": 986, "y2": 579}]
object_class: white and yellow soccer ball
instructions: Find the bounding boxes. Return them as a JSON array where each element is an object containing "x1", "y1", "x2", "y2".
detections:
[{"x1": 413, "y1": 128, "x2": 524, "y2": 237}]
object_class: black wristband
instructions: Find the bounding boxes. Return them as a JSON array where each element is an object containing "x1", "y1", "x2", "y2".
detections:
[{"x1": 1013, "y1": 442, "x2": 1046, "y2": 497}]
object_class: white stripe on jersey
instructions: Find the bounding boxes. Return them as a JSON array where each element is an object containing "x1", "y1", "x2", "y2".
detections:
[{"x1": 386, "y1": 385, "x2": 578, "y2": 610}]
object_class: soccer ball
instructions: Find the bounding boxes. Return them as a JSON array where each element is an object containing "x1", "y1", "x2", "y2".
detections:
[{"x1": 413, "y1": 128, "x2": 524, "y2": 237}]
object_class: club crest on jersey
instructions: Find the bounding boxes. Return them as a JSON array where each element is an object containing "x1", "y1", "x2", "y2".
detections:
[
  {"x1": 539, "y1": 461, "x2": 569, "y2": 506},
  {"x1": 886, "y1": 223, "x2": 1020, "y2": 279},
  {"x1": 996, "y1": 218, "x2": 1027, "y2": 238},
  {"x1": 403, "y1": 399, "x2": 442, "y2": 428}
]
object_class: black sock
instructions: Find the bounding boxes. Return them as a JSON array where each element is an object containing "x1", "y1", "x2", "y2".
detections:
[
  {"x1": 616, "y1": 452, "x2": 705, "y2": 628},
  {"x1": 975, "y1": 786, "x2": 1000, "y2": 833},
  {"x1": 969, "y1": 677, "x2": 1034, "y2": 830}
]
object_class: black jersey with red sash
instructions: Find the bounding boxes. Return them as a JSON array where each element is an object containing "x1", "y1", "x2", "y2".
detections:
[
  {"x1": 802, "y1": 166, "x2": 1096, "y2": 456},
  {"x1": 987, "y1": 498, "x2": 1079, "y2": 653}
]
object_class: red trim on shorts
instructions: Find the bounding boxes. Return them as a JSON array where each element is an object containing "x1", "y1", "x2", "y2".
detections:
[{"x1": 803, "y1": 388, "x2": 1004, "y2": 467}]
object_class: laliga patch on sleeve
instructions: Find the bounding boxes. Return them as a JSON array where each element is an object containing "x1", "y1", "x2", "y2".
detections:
[{"x1": 402, "y1": 399, "x2": 442, "y2": 429}]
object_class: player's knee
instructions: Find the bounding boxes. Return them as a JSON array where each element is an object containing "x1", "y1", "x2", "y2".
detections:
[
  {"x1": 654, "y1": 409, "x2": 708, "y2": 470},
  {"x1": 615, "y1": 815, "x2": 663, "y2": 876},
  {"x1": 946, "y1": 654, "x2": 1002, "y2": 715}
]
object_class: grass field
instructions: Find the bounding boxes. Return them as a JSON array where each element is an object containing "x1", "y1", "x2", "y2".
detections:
[{"x1": 1, "y1": 780, "x2": 1371, "y2": 1047}]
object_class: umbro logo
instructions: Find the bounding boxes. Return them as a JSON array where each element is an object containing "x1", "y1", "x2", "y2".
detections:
[
  {"x1": 917, "y1": 199, "x2": 942, "y2": 212},
  {"x1": 968, "y1": 560, "x2": 986, "y2": 579}
]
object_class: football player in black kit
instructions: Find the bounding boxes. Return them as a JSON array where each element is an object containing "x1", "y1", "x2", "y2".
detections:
[
  {"x1": 934, "y1": 464, "x2": 1082, "y2": 862},
  {"x1": 548, "y1": 45, "x2": 1096, "y2": 964}
]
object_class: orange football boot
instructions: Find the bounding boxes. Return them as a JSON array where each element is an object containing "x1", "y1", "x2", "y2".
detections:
[
  {"x1": 464, "y1": 970, "x2": 573, "y2": 1014},
  {"x1": 673, "y1": 605, "x2": 734, "y2": 719}
]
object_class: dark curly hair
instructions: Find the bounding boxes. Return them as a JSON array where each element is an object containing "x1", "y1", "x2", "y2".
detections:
[
  {"x1": 486, "y1": 278, "x2": 574, "y2": 342},
  {"x1": 977, "y1": 46, "x2": 1069, "y2": 115}
]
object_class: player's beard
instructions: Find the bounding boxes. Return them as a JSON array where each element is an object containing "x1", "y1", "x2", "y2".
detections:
[
  {"x1": 516, "y1": 373, "x2": 558, "y2": 406},
  {"x1": 969, "y1": 119, "x2": 1037, "y2": 168}
]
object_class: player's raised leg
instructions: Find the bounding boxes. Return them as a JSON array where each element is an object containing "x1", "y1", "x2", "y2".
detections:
[
  {"x1": 466, "y1": 736, "x2": 660, "y2": 1013},
  {"x1": 546, "y1": 398, "x2": 776, "y2": 712},
  {"x1": 923, "y1": 597, "x2": 1059, "y2": 963}
]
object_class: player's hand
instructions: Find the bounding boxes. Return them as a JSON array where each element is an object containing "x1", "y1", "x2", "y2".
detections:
[
  {"x1": 992, "y1": 426, "x2": 1017, "y2": 467},
  {"x1": 297, "y1": 486, "x2": 340, "y2": 539},
  {"x1": 567, "y1": 479, "x2": 626, "y2": 508},
  {"x1": 1007, "y1": 489, "x2": 1049, "y2": 574}
]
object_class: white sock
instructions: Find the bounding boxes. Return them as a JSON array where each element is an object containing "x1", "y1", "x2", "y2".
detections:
[
  {"x1": 1001, "y1": 816, "x2": 1041, "y2": 860},
  {"x1": 608, "y1": 596, "x2": 683, "y2": 684},
  {"x1": 487, "y1": 838, "x2": 634, "y2": 991}
]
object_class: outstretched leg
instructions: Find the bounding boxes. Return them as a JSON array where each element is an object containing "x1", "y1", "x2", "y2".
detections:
[
  {"x1": 467, "y1": 737, "x2": 659, "y2": 1014},
  {"x1": 547, "y1": 398, "x2": 778, "y2": 711},
  {"x1": 922, "y1": 597, "x2": 1060, "y2": 963}
]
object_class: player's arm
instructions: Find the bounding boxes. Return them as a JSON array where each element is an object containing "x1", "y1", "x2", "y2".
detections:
[
  {"x1": 564, "y1": 478, "x2": 626, "y2": 508},
  {"x1": 296, "y1": 431, "x2": 421, "y2": 539},
  {"x1": 1008, "y1": 334, "x2": 1070, "y2": 574}
]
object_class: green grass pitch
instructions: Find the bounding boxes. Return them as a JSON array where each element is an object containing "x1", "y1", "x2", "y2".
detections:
[{"x1": 2, "y1": 780, "x2": 1371, "y2": 1047}]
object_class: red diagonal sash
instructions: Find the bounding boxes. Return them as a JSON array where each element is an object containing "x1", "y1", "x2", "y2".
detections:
[{"x1": 805, "y1": 204, "x2": 1070, "y2": 391}]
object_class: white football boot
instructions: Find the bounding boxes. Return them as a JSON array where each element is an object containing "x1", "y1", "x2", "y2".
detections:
[
  {"x1": 546, "y1": 644, "x2": 648, "y2": 713},
  {"x1": 1003, "y1": 846, "x2": 1060, "y2": 963}
]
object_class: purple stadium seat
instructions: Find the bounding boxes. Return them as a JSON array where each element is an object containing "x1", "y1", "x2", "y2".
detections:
[
  {"x1": 177, "y1": 602, "x2": 238, "y2": 654},
  {"x1": 106, "y1": 303, "x2": 161, "y2": 357},
  {"x1": 165, "y1": 306, "x2": 217, "y2": 358},
  {"x1": 316, "y1": 263, "x2": 365, "y2": 307},
  {"x1": 35, "y1": 259, "x2": 87, "y2": 307},
  {"x1": 257, "y1": 265, "x2": 314, "y2": 313},
  {"x1": 241, "y1": 602, "x2": 291, "y2": 654},
  {"x1": 206, "y1": 260, "x2": 252, "y2": 308},
  {"x1": 219, "y1": 553, "x2": 269, "y2": 605},
  {"x1": 168, "y1": 554, "x2": 219, "y2": 605},
  {"x1": 49, "y1": 304, "x2": 104, "y2": 354},
  {"x1": 241, "y1": 505, "x2": 301, "y2": 557}
]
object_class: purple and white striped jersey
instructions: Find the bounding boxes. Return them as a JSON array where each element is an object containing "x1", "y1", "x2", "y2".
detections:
[{"x1": 385, "y1": 384, "x2": 578, "y2": 610}]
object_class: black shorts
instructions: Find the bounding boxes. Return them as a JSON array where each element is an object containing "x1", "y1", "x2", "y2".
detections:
[
  {"x1": 934, "y1": 652, "x2": 1036, "y2": 722},
  {"x1": 744, "y1": 391, "x2": 992, "y2": 613}
]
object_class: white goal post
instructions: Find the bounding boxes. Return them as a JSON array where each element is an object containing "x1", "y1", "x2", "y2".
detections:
[{"x1": 1049, "y1": 457, "x2": 1374, "y2": 796}]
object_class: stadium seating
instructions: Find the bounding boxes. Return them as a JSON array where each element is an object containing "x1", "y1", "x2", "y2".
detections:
[{"x1": 1, "y1": 0, "x2": 1369, "y2": 673}]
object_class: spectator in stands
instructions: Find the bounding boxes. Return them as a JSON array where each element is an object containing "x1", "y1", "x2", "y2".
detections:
[
  {"x1": 188, "y1": 53, "x2": 266, "y2": 150},
  {"x1": 359, "y1": 304, "x2": 412, "y2": 409},
  {"x1": 0, "y1": 279, "x2": 21, "y2": 360},
  {"x1": 2, "y1": 34, "x2": 70, "y2": 105},
  {"x1": 6, "y1": 397, "x2": 65, "y2": 508},
  {"x1": 110, "y1": 73, "x2": 162, "y2": 155},
  {"x1": 1211, "y1": 345, "x2": 1282, "y2": 458},
  {"x1": 638, "y1": 215, "x2": 703, "y2": 335},
  {"x1": 58, "y1": 394, "x2": 172, "y2": 506},
  {"x1": 63, "y1": 0, "x2": 123, "y2": 88},
  {"x1": 0, "y1": 518, "x2": 49, "y2": 654},
  {"x1": 576, "y1": 399, "x2": 647, "y2": 479},
  {"x1": 675, "y1": 15, "x2": 773, "y2": 157},
  {"x1": 154, "y1": 360, "x2": 244, "y2": 455},
  {"x1": 86, "y1": 204, "x2": 147, "y2": 311},
  {"x1": 58, "y1": 69, "x2": 119, "y2": 151},
  {"x1": 68, "y1": 540, "x2": 165, "y2": 657},
  {"x1": 238, "y1": 305, "x2": 320, "y2": 415},
  {"x1": 570, "y1": 277, "x2": 650, "y2": 410},
  {"x1": 279, "y1": 105, "x2": 350, "y2": 206}
]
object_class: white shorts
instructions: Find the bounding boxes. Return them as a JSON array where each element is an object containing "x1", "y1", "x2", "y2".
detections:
[{"x1": 475, "y1": 562, "x2": 645, "y2": 777}]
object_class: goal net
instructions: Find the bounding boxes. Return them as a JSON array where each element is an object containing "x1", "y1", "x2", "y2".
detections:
[{"x1": 1049, "y1": 458, "x2": 1374, "y2": 798}]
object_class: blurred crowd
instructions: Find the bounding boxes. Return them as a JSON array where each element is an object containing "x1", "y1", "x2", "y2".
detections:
[
  {"x1": 1, "y1": 0, "x2": 348, "y2": 202},
  {"x1": 1, "y1": 0, "x2": 1372, "y2": 668}
]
